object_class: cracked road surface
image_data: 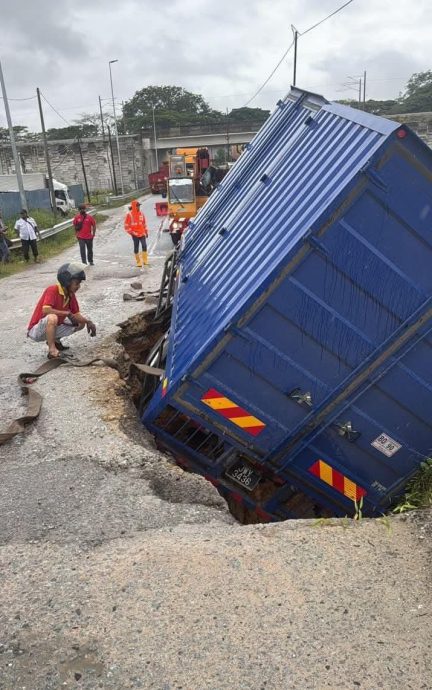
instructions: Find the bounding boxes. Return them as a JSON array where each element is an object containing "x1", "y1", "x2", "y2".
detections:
[{"x1": 0, "y1": 196, "x2": 431, "y2": 690}]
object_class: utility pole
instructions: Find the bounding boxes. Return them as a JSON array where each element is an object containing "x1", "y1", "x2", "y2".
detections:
[
  {"x1": 107, "y1": 125, "x2": 118, "y2": 194},
  {"x1": 36, "y1": 87, "x2": 57, "y2": 217},
  {"x1": 152, "y1": 105, "x2": 159, "y2": 171},
  {"x1": 109, "y1": 59, "x2": 124, "y2": 194},
  {"x1": 358, "y1": 77, "x2": 362, "y2": 106},
  {"x1": 77, "y1": 136, "x2": 91, "y2": 203},
  {"x1": 292, "y1": 26, "x2": 299, "y2": 86},
  {"x1": 132, "y1": 137, "x2": 138, "y2": 189},
  {"x1": 99, "y1": 97, "x2": 115, "y2": 192},
  {"x1": 0, "y1": 59, "x2": 27, "y2": 209},
  {"x1": 98, "y1": 95, "x2": 105, "y2": 139},
  {"x1": 363, "y1": 70, "x2": 367, "y2": 105},
  {"x1": 226, "y1": 108, "x2": 230, "y2": 164}
]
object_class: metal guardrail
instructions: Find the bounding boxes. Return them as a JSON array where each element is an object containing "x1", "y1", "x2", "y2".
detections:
[
  {"x1": 8, "y1": 216, "x2": 78, "y2": 251},
  {"x1": 141, "y1": 122, "x2": 264, "y2": 137},
  {"x1": 8, "y1": 188, "x2": 150, "y2": 252},
  {"x1": 108, "y1": 186, "x2": 150, "y2": 203}
]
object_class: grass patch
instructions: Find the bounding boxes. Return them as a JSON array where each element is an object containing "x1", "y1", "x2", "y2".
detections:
[
  {"x1": 98, "y1": 191, "x2": 149, "y2": 210},
  {"x1": 0, "y1": 212, "x2": 108, "y2": 279},
  {"x1": 88, "y1": 191, "x2": 110, "y2": 206},
  {"x1": 83, "y1": 188, "x2": 143, "y2": 209},
  {"x1": 393, "y1": 459, "x2": 432, "y2": 513},
  {"x1": 3, "y1": 208, "x2": 61, "y2": 239}
]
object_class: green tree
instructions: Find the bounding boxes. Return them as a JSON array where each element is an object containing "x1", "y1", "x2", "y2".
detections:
[
  {"x1": 213, "y1": 148, "x2": 228, "y2": 166},
  {"x1": 45, "y1": 112, "x2": 113, "y2": 140},
  {"x1": 228, "y1": 107, "x2": 270, "y2": 124},
  {"x1": 338, "y1": 70, "x2": 432, "y2": 116},
  {"x1": 398, "y1": 70, "x2": 432, "y2": 113},
  {"x1": 122, "y1": 85, "x2": 223, "y2": 132},
  {"x1": 0, "y1": 125, "x2": 33, "y2": 141},
  {"x1": 46, "y1": 125, "x2": 95, "y2": 140},
  {"x1": 337, "y1": 98, "x2": 399, "y2": 116}
]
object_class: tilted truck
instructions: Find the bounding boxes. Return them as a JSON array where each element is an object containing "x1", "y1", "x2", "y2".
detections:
[
  {"x1": 140, "y1": 87, "x2": 432, "y2": 521},
  {"x1": 0, "y1": 173, "x2": 75, "y2": 215}
]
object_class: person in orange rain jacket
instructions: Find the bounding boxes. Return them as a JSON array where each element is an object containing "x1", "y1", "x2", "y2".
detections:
[{"x1": 124, "y1": 200, "x2": 149, "y2": 268}]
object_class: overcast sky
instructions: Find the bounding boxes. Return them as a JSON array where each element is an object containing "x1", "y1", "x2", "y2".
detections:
[{"x1": 0, "y1": 0, "x2": 430, "y2": 131}]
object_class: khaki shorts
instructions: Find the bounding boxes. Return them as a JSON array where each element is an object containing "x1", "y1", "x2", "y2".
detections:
[{"x1": 28, "y1": 316, "x2": 79, "y2": 342}]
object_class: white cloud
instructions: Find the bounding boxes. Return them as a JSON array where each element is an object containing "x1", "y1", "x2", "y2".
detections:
[{"x1": 0, "y1": 0, "x2": 431, "y2": 130}]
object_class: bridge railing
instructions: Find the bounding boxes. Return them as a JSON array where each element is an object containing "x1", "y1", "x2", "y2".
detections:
[{"x1": 142, "y1": 121, "x2": 264, "y2": 139}]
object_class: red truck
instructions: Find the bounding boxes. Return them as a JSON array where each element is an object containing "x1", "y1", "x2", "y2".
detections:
[{"x1": 148, "y1": 164, "x2": 169, "y2": 194}]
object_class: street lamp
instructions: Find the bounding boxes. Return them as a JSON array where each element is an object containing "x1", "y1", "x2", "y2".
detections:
[
  {"x1": 291, "y1": 25, "x2": 299, "y2": 87},
  {"x1": 109, "y1": 59, "x2": 124, "y2": 194},
  {"x1": 152, "y1": 105, "x2": 159, "y2": 171}
]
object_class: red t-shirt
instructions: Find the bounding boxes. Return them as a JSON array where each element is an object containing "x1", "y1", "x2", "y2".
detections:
[
  {"x1": 73, "y1": 213, "x2": 96, "y2": 240},
  {"x1": 27, "y1": 284, "x2": 79, "y2": 331}
]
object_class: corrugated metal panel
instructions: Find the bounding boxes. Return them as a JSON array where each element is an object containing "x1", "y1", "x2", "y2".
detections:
[
  {"x1": 167, "y1": 90, "x2": 399, "y2": 389},
  {"x1": 0, "y1": 173, "x2": 46, "y2": 193},
  {"x1": 0, "y1": 189, "x2": 51, "y2": 217},
  {"x1": 182, "y1": 89, "x2": 328, "y2": 269},
  {"x1": 68, "y1": 184, "x2": 85, "y2": 206}
]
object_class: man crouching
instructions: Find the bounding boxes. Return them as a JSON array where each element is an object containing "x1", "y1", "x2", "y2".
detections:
[{"x1": 27, "y1": 262, "x2": 96, "y2": 359}]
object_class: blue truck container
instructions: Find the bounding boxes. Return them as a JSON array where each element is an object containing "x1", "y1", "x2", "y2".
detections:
[{"x1": 142, "y1": 87, "x2": 432, "y2": 520}]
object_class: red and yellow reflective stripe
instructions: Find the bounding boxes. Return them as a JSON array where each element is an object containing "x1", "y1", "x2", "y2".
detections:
[
  {"x1": 201, "y1": 388, "x2": 265, "y2": 437},
  {"x1": 309, "y1": 459, "x2": 367, "y2": 502},
  {"x1": 162, "y1": 377, "x2": 169, "y2": 397}
]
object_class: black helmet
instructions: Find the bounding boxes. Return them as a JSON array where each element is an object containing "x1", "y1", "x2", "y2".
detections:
[{"x1": 57, "y1": 262, "x2": 86, "y2": 288}]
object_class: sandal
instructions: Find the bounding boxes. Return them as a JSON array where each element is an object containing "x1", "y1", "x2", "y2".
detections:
[
  {"x1": 55, "y1": 340, "x2": 70, "y2": 351},
  {"x1": 47, "y1": 352, "x2": 64, "y2": 360}
]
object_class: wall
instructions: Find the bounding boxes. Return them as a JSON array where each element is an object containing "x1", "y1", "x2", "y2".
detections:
[{"x1": 0, "y1": 135, "x2": 152, "y2": 194}]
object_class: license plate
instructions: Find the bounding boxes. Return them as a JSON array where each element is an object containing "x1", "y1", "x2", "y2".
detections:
[
  {"x1": 225, "y1": 461, "x2": 261, "y2": 491},
  {"x1": 371, "y1": 433, "x2": 401, "y2": 457}
]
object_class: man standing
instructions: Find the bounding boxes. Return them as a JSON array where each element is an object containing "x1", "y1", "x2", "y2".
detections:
[
  {"x1": 14, "y1": 209, "x2": 41, "y2": 263},
  {"x1": 27, "y1": 262, "x2": 96, "y2": 359},
  {"x1": 0, "y1": 209, "x2": 10, "y2": 263},
  {"x1": 73, "y1": 204, "x2": 96, "y2": 266},
  {"x1": 124, "y1": 200, "x2": 148, "y2": 267}
]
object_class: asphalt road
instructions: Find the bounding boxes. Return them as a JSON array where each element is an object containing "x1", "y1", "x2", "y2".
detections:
[{"x1": 0, "y1": 196, "x2": 431, "y2": 690}]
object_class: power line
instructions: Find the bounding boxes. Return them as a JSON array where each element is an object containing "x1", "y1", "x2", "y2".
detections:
[
  {"x1": 40, "y1": 92, "x2": 72, "y2": 126},
  {"x1": 243, "y1": 0, "x2": 357, "y2": 106},
  {"x1": 51, "y1": 138, "x2": 79, "y2": 170},
  {"x1": 0, "y1": 95, "x2": 36, "y2": 101},
  {"x1": 301, "y1": 0, "x2": 356, "y2": 36},
  {"x1": 243, "y1": 40, "x2": 295, "y2": 107}
]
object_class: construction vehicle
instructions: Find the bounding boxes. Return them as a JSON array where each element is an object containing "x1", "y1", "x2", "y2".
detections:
[
  {"x1": 136, "y1": 87, "x2": 432, "y2": 523},
  {"x1": 148, "y1": 163, "x2": 169, "y2": 194},
  {"x1": 166, "y1": 147, "x2": 217, "y2": 245}
]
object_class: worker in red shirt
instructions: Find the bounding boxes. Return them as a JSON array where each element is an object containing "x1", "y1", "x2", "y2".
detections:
[
  {"x1": 124, "y1": 200, "x2": 148, "y2": 267},
  {"x1": 27, "y1": 262, "x2": 97, "y2": 359},
  {"x1": 73, "y1": 204, "x2": 96, "y2": 266}
]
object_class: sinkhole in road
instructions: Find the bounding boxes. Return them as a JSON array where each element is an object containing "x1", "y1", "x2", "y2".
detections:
[{"x1": 116, "y1": 305, "x2": 332, "y2": 525}]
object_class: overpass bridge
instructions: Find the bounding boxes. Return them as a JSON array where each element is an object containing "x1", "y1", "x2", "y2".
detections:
[{"x1": 143, "y1": 121, "x2": 263, "y2": 166}]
